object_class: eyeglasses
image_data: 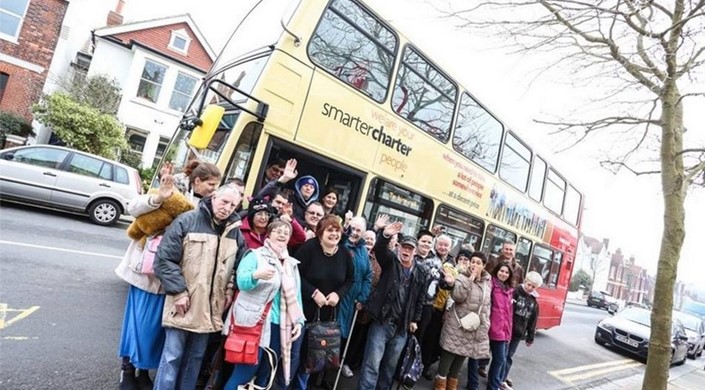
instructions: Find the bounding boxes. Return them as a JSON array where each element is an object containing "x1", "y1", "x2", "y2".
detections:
[
  {"x1": 306, "y1": 211, "x2": 324, "y2": 217},
  {"x1": 270, "y1": 228, "x2": 291, "y2": 236}
]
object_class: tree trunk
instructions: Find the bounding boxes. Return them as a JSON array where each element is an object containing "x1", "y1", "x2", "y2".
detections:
[{"x1": 641, "y1": 84, "x2": 685, "y2": 389}]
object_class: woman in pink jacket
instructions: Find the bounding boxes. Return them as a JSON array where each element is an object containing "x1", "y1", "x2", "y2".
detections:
[{"x1": 487, "y1": 262, "x2": 514, "y2": 390}]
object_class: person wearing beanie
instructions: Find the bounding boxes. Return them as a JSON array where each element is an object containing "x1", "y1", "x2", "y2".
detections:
[
  {"x1": 240, "y1": 197, "x2": 275, "y2": 250},
  {"x1": 292, "y1": 175, "x2": 319, "y2": 224}
]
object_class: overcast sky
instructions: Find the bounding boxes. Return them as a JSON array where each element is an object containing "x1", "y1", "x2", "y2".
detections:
[{"x1": 123, "y1": 0, "x2": 705, "y2": 285}]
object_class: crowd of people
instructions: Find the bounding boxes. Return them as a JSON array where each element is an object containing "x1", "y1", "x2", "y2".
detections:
[{"x1": 114, "y1": 157, "x2": 543, "y2": 390}]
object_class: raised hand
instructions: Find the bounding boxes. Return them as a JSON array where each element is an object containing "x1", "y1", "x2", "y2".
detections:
[
  {"x1": 279, "y1": 159, "x2": 298, "y2": 183},
  {"x1": 154, "y1": 174, "x2": 175, "y2": 203},
  {"x1": 159, "y1": 161, "x2": 174, "y2": 179},
  {"x1": 344, "y1": 210, "x2": 353, "y2": 228},
  {"x1": 383, "y1": 221, "x2": 403, "y2": 238},
  {"x1": 374, "y1": 213, "x2": 390, "y2": 230},
  {"x1": 281, "y1": 202, "x2": 294, "y2": 217}
]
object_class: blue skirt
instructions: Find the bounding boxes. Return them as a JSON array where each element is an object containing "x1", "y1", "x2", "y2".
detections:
[{"x1": 118, "y1": 285, "x2": 166, "y2": 369}]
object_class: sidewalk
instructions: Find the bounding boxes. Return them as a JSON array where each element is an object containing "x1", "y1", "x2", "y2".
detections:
[
  {"x1": 668, "y1": 366, "x2": 705, "y2": 390},
  {"x1": 587, "y1": 365, "x2": 705, "y2": 389}
]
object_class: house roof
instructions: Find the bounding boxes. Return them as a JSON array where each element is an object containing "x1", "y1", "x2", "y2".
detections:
[
  {"x1": 582, "y1": 234, "x2": 605, "y2": 255},
  {"x1": 93, "y1": 14, "x2": 215, "y2": 72}
]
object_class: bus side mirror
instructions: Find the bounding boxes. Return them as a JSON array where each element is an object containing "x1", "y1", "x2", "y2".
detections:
[{"x1": 187, "y1": 104, "x2": 225, "y2": 149}]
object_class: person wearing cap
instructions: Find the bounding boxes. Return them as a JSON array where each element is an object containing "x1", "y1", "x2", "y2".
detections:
[
  {"x1": 292, "y1": 175, "x2": 320, "y2": 224},
  {"x1": 358, "y1": 221, "x2": 427, "y2": 390}
]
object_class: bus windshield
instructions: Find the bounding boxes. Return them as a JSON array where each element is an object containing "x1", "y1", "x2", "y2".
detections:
[{"x1": 210, "y1": 0, "x2": 298, "y2": 76}]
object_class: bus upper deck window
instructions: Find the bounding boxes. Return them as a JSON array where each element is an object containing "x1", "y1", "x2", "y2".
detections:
[{"x1": 308, "y1": 0, "x2": 397, "y2": 102}]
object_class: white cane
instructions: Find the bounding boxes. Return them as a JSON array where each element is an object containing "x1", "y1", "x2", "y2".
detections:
[{"x1": 333, "y1": 307, "x2": 359, "y2": 390}]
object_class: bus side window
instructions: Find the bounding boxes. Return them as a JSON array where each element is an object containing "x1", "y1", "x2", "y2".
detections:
[
  {"x1": 308, "y1": 0, "x2": 397, "y2": 103},
  {"x1": 363, "y1": 177, "x2": 433, "y2": 236},
  {"x1": 516, "y1": 237, "x2": 532, "y2": 275}
]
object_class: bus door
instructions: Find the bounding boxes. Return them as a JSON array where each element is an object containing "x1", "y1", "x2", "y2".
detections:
[
  {"x1": 529, "y1": 244, "x2": 566, "y2": 328},
  {"x1": 254, "y1": 139, "x2": 366, "y2": 216}
]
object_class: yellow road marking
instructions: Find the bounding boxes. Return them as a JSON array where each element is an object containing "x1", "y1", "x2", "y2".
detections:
[
  {"x1": 549, "y1": 359, "x2": 642, "y2": 386},
  {"x1": 0, "y1": 305, "x2": 40, "y2": 330},
  {"x1": 0, "y1": 240, "x2": 122, "y2": 259}
]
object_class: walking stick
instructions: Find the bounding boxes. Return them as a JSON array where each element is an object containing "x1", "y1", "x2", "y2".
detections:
[{"x1": 333, "y1": 307, "x2": 359, "y2": 390}]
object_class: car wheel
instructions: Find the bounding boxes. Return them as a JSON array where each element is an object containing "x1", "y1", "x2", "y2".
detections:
[{"x1": 88, "y1": 199, "x2": 121, "y2": 225}]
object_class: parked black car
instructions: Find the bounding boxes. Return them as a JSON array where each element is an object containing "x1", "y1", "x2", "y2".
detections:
[
  {"x1": 594, "y1": 307, "x2": 689, "y2": 365},
  {"x1": 587, "y1": 290, "x2": 619, "y2": 313}
]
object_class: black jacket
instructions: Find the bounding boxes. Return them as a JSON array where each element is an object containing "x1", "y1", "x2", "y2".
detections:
[
  {"x1": 511, "y1": 285, "x2": 539, "y2": 343},
  {"x1": 366, "y1": 231, "x2": 426, "y2": 331}
]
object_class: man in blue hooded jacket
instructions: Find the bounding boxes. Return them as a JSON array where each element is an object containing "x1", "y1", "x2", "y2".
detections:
[{"x1": 292, "y1": 175, "x2": 319, "y2": 224}]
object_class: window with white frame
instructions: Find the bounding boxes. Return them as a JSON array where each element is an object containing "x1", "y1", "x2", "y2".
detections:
[
  {"x1": 169, "y1": 29, "x2": 191, "y2": 54},
  {"x1": 0, "y1": 0, "x2": 30, "y2": 41},
  {"x1": 137, "y1": 60, "x2": 167, "y2": 103},
  {"x1": 127, "y1": 130, "x2": 147, "y2": 154},
  {"x1": 153, "y1": 137, "x2": 170, "y2": 167},
  {"x1": 169, "y1": 72, "x2": 197, "y2": 112}
]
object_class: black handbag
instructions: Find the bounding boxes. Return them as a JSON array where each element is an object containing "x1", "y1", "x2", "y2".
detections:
[{"x1": 305, "y1": 308, "x2": 341, "y2": 374}]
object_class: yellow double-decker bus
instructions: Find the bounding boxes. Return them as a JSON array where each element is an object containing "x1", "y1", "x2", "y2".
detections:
[{"x1": 161, "y1": 0, "x2": 583, "y2": 329}]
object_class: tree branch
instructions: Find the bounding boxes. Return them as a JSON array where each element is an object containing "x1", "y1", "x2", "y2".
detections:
[{"x1": 599, "y1": 160, "x2": 661, "y2": 176}]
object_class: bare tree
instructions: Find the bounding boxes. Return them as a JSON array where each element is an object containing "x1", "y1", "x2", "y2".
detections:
[{"x1": 442, "y1": 1, "x2": 705, "y2": 388}]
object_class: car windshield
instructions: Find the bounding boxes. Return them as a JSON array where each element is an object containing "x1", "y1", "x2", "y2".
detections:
[
  {"x1": 673, "y1": 312, "x2": 700, "y2": 331},
  {"x1": 618, "y1": 308, "x2": 651, "y2": 327}
]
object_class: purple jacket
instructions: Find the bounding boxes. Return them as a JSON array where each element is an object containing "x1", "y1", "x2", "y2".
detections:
[{"x1": 488, "y1": 276, "x2": 514, "y2": 341}]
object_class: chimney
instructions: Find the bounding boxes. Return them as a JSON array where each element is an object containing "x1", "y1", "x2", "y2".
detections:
[{"x1": 107, "y1": 0, "x2": 125, "y2": 26}]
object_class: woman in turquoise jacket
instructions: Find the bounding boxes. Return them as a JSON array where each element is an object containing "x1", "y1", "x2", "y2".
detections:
[
  {"x1": 338, "y1": 216, "x2": 372, "y2": 378},
  {"x1": 224, "y1": 219, "x2": 305, "y2": 389}
]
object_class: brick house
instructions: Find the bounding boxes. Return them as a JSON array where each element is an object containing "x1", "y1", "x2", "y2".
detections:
[
  {"x1": 606, "y1": 248, "x2": 628, "y2": 300},
  {"x1": 0, "y1": 0, "x2": 68, "y2": 122},
  {"x1": 88, "y1": 15, "x2": 215, "y2": 168}
]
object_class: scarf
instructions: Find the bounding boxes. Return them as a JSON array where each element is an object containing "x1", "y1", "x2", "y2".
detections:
[{"x1": 265, "y1": 238, "x2": 304, "y2": 386}]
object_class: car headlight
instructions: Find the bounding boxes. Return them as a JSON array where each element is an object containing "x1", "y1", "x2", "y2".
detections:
[{"x1": 598, "y1": 321, "x2": 615, "y2": 331}]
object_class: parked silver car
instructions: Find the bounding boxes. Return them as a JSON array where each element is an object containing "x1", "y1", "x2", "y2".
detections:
[
  {"x1": 0, "y1": 145, "x2": 141, "y2": 225},
  {"x1": 672, "y1": 310, "x2": 705, "y2": 358}
]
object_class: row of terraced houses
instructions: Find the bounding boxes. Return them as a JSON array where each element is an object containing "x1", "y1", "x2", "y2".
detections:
[{"x1": 0, "y1": 0, "x2": 215, "y2": 168}]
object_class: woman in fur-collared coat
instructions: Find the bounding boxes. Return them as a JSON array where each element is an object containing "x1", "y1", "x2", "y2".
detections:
[
  {"x1": 435, "y1": 250, "x2": 491, "y2": 390},
  {"x1": 114, "y1": 161, "x2": 220, "y2": 389}
]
